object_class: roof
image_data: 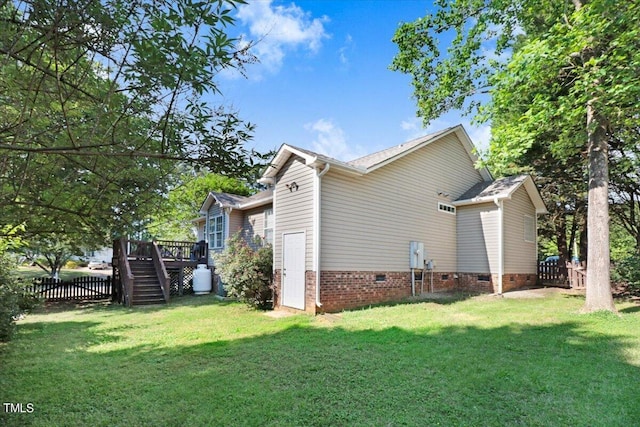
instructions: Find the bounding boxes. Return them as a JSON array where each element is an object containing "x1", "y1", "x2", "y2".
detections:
[
  {"x1": 347, "y1": 127, "x2": 453, "y2": 169},
  {"x1": 259, "y1": 124, "x2": 493, "y2": 182},
  {"x1": 453, "y1": 174, "x2": 547, "y2": 214},
  {"x1": 199, "y1": 188, "x2": 273, "y2": 214}
]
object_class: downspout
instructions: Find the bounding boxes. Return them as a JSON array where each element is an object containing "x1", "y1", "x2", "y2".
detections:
[
  {"x1": 314, "y1": 163, "x2": 331, "y2": 309},
  {"x1": 494, "y1": 197, "x2": 504, "y2": 295}
]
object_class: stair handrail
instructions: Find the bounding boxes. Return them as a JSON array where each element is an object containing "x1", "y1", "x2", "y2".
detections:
[
  {"x1": 118, "y1": 238, "x2": 135, "y2": 307},
  {"x1": 151, "y1": 241, "x2": 170, "y2": 302}
]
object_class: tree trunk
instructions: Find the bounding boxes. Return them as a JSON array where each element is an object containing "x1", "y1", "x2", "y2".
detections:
[
  {"x1": 556, "y1": 214, "x2": 568, "y2": 257},
  {"x1": 584, "y1": 102, "x2": 616, "y2": 312}
]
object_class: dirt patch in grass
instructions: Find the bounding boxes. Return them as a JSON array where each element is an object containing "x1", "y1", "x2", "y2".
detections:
[{"x1": 501, "y1": 287, "x2": 583, "y2": 299}]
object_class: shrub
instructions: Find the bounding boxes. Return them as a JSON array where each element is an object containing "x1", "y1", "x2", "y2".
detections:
[
  {"x1": 0, "y1": 253, "x2": 39, "y2": 342},
  {"x1": 616, "y1": 253, "x2": 640, "y2": 289},
  {"x1": 65, "y1": 260, "x2": 79, "y2": 269},
  {"x1": 216, "y1": 234, "x2": 273, "y2": 310}
]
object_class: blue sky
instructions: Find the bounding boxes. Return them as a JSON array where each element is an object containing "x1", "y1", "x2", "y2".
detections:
[{"x1": 216, "y1": 0, "x2": 491, "y2": 161}]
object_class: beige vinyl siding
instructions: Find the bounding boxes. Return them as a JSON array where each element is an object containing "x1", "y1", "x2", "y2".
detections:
[
  {"x1": 320, "y1": 133, "x2": 485, "y2": 271},
  {"x1": 229, "y1": 210, "x2": 244, "y2": 237},
  {"x1": 274, "y1": 156, "x2": 314, "y2": 270},
  {"x1": 242, "y1": 204, "x2": 273, "y2": 248},
  {"x1": 457, "y1": 203, "x2": 499, "y2": 273},
  {"x1": 503, "y1": 186, "x2": 537, "y2": 273}
]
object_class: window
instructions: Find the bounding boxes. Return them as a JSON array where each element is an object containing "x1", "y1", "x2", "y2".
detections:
[
  {"x1": 209, "y1": 214, "x2": 224, "y2": 249},
  {"x1": 263, "y1": 208, "x2": 273, "y2": 245},
  {"x1": 524, "y1": 215, "x2": 535, "y2": 243},
  {"x1": 438, "y1": 202, "x2": 456, "y2": 215}
]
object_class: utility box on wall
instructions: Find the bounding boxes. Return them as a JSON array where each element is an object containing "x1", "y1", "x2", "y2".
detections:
[{"x1": 409, "y1": 241, "x2": 425, "y2": 269}]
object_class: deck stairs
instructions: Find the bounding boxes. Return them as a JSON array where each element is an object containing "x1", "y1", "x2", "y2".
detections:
[{"x1": 129, "y1": 259, "x2": 166, "y2": 305}]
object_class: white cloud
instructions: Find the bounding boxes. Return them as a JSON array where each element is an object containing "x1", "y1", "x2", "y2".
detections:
[
  {"x1": 236, "y1": 0, "x2": 329, "y2": 73},
  {"x1": 338, "y1": 34, "x2": 353, "y2": 67},
  {"x1": 304, "y1": 118, "x2": 366, "y2": 161}
]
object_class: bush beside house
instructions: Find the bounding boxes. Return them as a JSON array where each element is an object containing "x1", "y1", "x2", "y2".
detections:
[{"x1": 216, "y1": 233, "x2": 273, "y2": 310}]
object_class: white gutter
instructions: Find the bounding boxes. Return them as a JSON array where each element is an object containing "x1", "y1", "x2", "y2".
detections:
[
  {"x1": 494, "y1": 197, "x2": 504, "y2": 295},
  {"x1": 314, "y1": 163, "x2": 331, "y2": 309},
  {"x1": 258, "y1": 176, "x2": 275, "y2": 186}
]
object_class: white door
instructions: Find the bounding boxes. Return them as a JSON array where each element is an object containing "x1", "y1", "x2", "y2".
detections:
[{"x1": 282, "y1": 232, "x2": 305, "y2": 310}]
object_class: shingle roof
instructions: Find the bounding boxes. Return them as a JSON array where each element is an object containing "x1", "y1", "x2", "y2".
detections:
[
  {"x1": 455, "y1": 175, "x2": 530, "y2": 202},
  {"x1": 238, "y1": 188, "x2": 273, "y2": 208},
  {"x1": 260, "y1": 124, "x2": 493, "y2": 182},
  {"x1": 200, "y1": 188, "x2": 273, "y2": 213},
  {"x1": 210, "y1": 191, "x2": 248, "y2": 207},
  {"x1": 347, "y1": 127, "x2": 454, "y2": 169}
]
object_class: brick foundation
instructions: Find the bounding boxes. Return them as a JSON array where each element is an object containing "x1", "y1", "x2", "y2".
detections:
[
  {"x1": 273, "y1": 269, "x2": 318, "y2": 314},
  {"x1": 319, "y1": 271, "x2": 412, "y2": 312},
  {"x1": 502, "y1": 273, "x2": 537, "y2": 292},
  {"x1": 274, "y1": 269, "x2": 538, "y2": 313}
]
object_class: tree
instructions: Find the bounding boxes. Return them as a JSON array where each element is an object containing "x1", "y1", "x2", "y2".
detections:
[
  {"x1": 19, "y1": 234, "x2": 83, "y2": 279},
  {"x1": 0, "y1": 1, "x2": 266, "y2": 246},
  {"x1": 391, "y1": 0, "x2": 640, "y2": 312},
  {"x1": 147, "y1": 172, "x2": 255, "y2": 241},
  {"x1": 609, "y1": 128, "x2": 640, "y2": 252}
]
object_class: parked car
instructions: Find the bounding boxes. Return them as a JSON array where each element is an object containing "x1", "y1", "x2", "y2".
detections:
[
  {"x1": 544, "y1": 255, "x2": 560, "y2": 263},
  {"x1": 88, "y1": 260, "x2": 110, "y2": 270}
]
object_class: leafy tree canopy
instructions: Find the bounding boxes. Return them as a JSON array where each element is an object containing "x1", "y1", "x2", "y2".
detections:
[
  {"x1": 392, "y1": 0, "x2": 640, "y2": 312},
  {"x1": 0, "y1": 0, "x2": 268, "y2": 247},
  {"x1": 147, "y1": 172, "x2": 255, "y2": 241}
]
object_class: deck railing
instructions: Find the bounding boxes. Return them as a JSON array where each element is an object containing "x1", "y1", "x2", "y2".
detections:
[
  {"x1": 151, "y1": 241, "x2": 170, "y2": 302},
  {"x1": 155, "y1": 240, "x2": 207, "y2": 262}
]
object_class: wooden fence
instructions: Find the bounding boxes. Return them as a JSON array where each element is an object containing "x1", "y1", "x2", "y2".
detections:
[
  {"x1": 537, "y1": 261, "x2": 567, "y2": 285},
  {"x1": 537, "y1": 261, "x2": 586, "y2": 289},
  {"x1": 23, "y1": 276, "x2": 113, "y2": 302},
  {"x1": 567, "y1": 262, "x2": 586, "y2": 289}
]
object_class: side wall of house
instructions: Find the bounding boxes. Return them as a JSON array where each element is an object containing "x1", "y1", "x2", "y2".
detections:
[
  {"x1": 195, "y1": 221, "x2": 205, "y2": 242},
  {"x1": 456, "y1": 202, "x2": 499, "y2": 273},
  {"x1": 241, "y1": 204, "x2": 272, "y2": 249},
  {"x1": 274, "y1": 156, "x2": 315, "y2": 271},
  {"x1": 228, "y1": 210, "x2": 244, "y2": 237},
  {"x1": 320, "y1": 133, "x2": 485, "y2": 273},
  {"x1": 503, "y1": 186, "x2": 537, "y2": 274},
  {"x1": 273, "y1": 155, "x2": 316, "y2": 312}
]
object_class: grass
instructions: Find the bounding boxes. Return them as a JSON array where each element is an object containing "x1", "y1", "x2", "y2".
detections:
[
  {"x1": 2, "y1": 291, "x2": 640, "y2": 426},
  {"x1": 15, "y1": 266, "x2": 107, "y2": 281}
]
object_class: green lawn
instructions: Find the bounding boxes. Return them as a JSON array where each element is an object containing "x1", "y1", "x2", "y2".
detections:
[
  {"x1": 2, "y1": 291, "x2": 640, "y2": 426},
  {"x1": 16, "y1": 266, "x2": 106, "y2": 281}
]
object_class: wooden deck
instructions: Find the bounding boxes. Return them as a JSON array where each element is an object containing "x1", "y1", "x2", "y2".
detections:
[{"x1": 112, "y1": 239, "x2": 210, "y2": 305}]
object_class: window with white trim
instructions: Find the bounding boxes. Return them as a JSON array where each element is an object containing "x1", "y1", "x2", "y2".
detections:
[
  {"x1": 438, "y1": 202, "x2": 456, "y2": 215},
  {"x1": 524, "y1": 215, "x2": 535, "y2": 243},
  {"x1": 209, "y1": 214, "x2": 224, "y2": 249},
  {"x1": 263, "y1": 208, "x2": 273, "y2": 245}
]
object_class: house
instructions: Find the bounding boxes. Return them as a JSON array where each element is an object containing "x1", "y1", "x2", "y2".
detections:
[
  {"x1": 197, "y1": 188, "x2": 274, "y2": 266},
  {"x1": 196, "y1": 124, "x2": 546, "y2": 313},
  {"x1": 258, "y1": 124, "x2": 546, "y2": 313}
]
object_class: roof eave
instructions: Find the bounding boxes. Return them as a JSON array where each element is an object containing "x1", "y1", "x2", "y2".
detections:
[
  {"x1": 261, "y1": 144, "x2": 364, "y2": 179},
  {"x1": 452, "y1": 195, "x2": 509, "y2": 207},
  {"x1": 238, "y1": 197, "x2": 273, "y2": 210},
  {"x1": 452, "y1": 175, "x2": 548, "y2": 214}
]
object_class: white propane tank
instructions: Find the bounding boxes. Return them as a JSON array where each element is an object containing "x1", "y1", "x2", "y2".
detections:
[{"x1": 193, "y1": 264, "x2": 212, "y2": 295}]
